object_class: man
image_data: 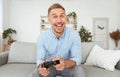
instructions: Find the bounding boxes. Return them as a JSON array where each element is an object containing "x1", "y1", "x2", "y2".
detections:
[{"x1": 29, "y1": 3, "x2": 85, "y2": 77}]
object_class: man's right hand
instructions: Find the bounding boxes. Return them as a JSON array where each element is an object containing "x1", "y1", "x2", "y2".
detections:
[{"x1": 38, "y1": 61, "x2": 50, "y2": 77}]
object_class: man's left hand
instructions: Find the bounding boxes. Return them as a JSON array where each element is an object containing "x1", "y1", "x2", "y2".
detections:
[{"x1": 52, "y1": 57, "x2": 66, "y2": 71}]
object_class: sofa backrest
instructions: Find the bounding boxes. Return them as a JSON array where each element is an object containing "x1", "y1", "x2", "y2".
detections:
[
  {"x1": 81, "y1": 42, "x2": 95, "y2": 63},
  {"x1": 8, "y1": 41, "x2": 95, "y2": 64},
  {"x1": 8, "y1": 42, "x2": 37, "y2": 64}
]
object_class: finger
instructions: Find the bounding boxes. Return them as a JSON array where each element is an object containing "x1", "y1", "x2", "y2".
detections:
[
  {"x1": 40, "y1": 70, "x2": 48, "y2": 76},
  {"x1": 54, "y1": 64, "x2": 61, "y2": 68},
  {"x1": 41, "y1": 61, "x2": 46, "y2": 65},
  {"x1": 38, "y1": 66, "x2": 47, "y2": 74},
  {"x1": 38, "y1": 61, "x2": 46, "y2": 69},
  {"x1": 51, "y1": 57, "x2": 61, "y2": 61},
  {"x1": 42, "y1": 69, "x2": 50, "y2": 77},
  {"x1": 60, "y1": 58, "x2": 65, "y2": 63}
]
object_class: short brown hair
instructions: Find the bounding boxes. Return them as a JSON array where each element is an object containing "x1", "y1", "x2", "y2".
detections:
[{"x1": 48, "y1": 3, "x2": 65, "y2": 15}]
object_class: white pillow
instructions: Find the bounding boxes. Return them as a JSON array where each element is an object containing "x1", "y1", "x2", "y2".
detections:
[{"x1": 85, "y1": 45, "x2": 120, "y2": 71}]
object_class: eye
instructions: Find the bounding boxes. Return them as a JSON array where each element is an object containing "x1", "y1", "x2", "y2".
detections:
[
  {"x1": 60, "y1": 15, "x2": 64, "y2": 18},
  {"x1": 52, "y1": 15, "x2": 57, "y2": 19}
]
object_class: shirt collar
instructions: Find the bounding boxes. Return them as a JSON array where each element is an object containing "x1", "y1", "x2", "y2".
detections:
[{"x1": 50, "y1": 27, "x2": 66, "y2": 40}]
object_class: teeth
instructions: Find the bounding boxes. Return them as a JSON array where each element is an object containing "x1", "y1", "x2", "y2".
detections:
[
  {"x1": 56, "y1": 24, "x2": 62, "y2": 30},
  {"x1": 57, "y1": 24, "x2": 62, "y2": 27}
]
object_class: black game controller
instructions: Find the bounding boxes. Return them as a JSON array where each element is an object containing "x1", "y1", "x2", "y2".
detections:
[{"x1": 41, "y1": 60, "x2": 60, "y2": 68}]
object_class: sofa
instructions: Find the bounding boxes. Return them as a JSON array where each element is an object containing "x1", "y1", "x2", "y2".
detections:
[{"x1": 0, "y1": 42, "x2": 120, "y2": 77}]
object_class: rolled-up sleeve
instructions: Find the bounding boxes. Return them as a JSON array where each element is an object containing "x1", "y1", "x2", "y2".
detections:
[{"x1": 70, "y1": 32, "x2": 82, "y2": 66}]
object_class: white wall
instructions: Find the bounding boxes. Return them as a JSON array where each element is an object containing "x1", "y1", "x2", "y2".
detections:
[
  {"x1": 0, "y1": 0, "x2": 2, "y2": 30},
  {"x1": 2, "y1": 0, "x2": 10, "y2": 29},
  {"x1": 9, "y1": 0, "x2": 84, "y2": 42},
  {"x1": 119, "y1": 0, "x2": 120, "y2": 26},
  {"x1": 3, "y1": 0, "x2": 120, "y2": 49},
  {"x1": 0, "y1": 0, "x2": 2, "y2": 52}
]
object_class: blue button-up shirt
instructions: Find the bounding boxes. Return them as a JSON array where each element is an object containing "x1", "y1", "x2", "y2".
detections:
[{"x1": 37, "y1": 27, "x2": 81, "y2": 67}]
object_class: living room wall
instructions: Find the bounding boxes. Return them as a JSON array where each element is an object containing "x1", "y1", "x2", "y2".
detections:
[
  {"x1": 2, "y1": 0, "x2": 120, "y2": 49},
  {"x1": 0, "y1": 0, "x2": 2, "y2": 28},
  {"x1": 118, "y1": 0, "x2": 120, "y2": 29},
  {"x1": 2, "y1": 0, "x2": 10, "y2": 29}
]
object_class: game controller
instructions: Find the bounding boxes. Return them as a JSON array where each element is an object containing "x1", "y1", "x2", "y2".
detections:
[{"x1": 41, "y1": 60, "x2": 60, "y2": 68}]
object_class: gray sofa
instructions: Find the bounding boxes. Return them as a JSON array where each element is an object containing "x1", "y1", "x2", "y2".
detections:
[{"x1": 0, "y1": 42, "x2": 120, "y2": 77}]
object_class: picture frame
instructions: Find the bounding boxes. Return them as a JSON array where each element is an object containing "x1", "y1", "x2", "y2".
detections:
[
  {"x1": 40, "y1": 16, "x2": 50, "y2": 32},
  {"x1": 41, "y1": 16, "x2": 48, "y2": 24}
]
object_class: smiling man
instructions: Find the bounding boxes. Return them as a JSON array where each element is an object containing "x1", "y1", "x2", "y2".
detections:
[
  {"x1": 48, "y1": 7, "x2": 66, "y2": 38},
  {"x1": 29, "y1": 3, "x2": 85, "y2": 77}
]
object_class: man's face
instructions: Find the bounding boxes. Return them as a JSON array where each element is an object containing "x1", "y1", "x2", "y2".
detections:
[{"x1": 48, "y1": 8, "x2": 67, "y2": 34}]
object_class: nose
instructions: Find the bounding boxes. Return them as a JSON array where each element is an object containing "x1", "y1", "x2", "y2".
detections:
[{"x1": 57, "y1": 17, "x2": 62, "y2": 23}]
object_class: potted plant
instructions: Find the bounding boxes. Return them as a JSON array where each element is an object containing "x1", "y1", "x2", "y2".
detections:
[
  {"x1": 78, "y1": 26, "x2": 92, "y2": 42},
  {"x1": 67, "y1": 12, "x2": 77, "y2": 30},
  {"x1": 2, "y1": 28, "x2": 17, "y2": 45},
  {"x1": 109, "y1": 29, "x2": 120, "y2": 49}
]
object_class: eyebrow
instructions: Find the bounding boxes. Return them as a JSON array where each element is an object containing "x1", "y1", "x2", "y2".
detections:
[{"x1": 51, "y1": 13, "x2": 65, "y2": 16}]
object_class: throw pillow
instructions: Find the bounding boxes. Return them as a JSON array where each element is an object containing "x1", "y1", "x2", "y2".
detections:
[
  {"x1": 85, "y1": 45, "x2": 120, "y2": 71},
  {"x1": 8, "y1": 42, "x2": 37, "y2": 63}
]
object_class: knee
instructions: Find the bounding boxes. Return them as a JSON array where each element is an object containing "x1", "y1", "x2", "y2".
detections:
[{"x1": 73, "y1": 66, "x2": 86, "y2": 77}]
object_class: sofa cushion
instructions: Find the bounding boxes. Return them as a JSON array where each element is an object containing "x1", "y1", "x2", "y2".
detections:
[
  {"x1": 8, "y1": 42, "x2": 37, "y2": 63},
  {"x1": 85, "y1": 45, "x2": 120, "y2": 71},
  {"x1": 116, "y1": 60, "x2": 120, "y2": 70},
  {"x1": 81, "y1": 64, "x2": 120, "y2": 77},
  {"x1": 81, "y1": 42, "x2": 95, "y2": 63},
  {"x1": 0, "y1": 64, "x2": 36, "y2": 77}
]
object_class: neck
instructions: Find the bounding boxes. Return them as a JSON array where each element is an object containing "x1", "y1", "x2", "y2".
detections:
[
  {"x1": 52, "y1": 30, "x2": 64, "y2": 39},
  {"x1": 54, "y1": 32, "x2": 63, "y2": 39}
]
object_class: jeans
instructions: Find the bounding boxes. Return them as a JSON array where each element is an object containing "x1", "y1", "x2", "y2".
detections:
[{"x1": 28, "y1": 66, "x2": 86, "y2": 77}]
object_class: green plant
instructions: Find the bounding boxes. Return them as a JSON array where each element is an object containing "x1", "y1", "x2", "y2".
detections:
[
  {"x1": 67, "y1": 12, "x2": 77, "y2": 30},
  {"x1": 2, "y1": 28, "x2": 17, "y2": 44},
  {"x1": 78, "y1": 26, "x2": 92, "y2": 42},
  {"x1": 67, "y1": 12, "x2": 77, "y2": 20}
]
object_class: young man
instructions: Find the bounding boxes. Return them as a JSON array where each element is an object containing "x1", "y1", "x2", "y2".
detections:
[{"x1": 29, "y1": 3, "x2": 85, "y2": 77}]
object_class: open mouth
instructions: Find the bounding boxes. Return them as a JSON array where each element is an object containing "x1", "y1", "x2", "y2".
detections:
[{"x1": 55, "y1": 23, "x2": 63, "y2": 30}]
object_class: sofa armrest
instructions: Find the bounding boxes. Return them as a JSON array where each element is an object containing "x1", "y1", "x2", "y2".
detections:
[
  {"x1": 0, "y1": 52, "x2": 8, "y2": 66},
  {"x1": 116, "y1": 60, "x2": 120, "y2": 70}
]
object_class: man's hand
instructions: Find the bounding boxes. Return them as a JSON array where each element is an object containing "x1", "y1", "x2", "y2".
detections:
[
  {"x1": 52, "y1": 57, "x2": 66, "y2": 71},
  {"x1": 38, "y1": 61, "x2": 50, "y2": 77},
  {"x1": 52, "y1": 57, "x2": 76, "y2": 71}
]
